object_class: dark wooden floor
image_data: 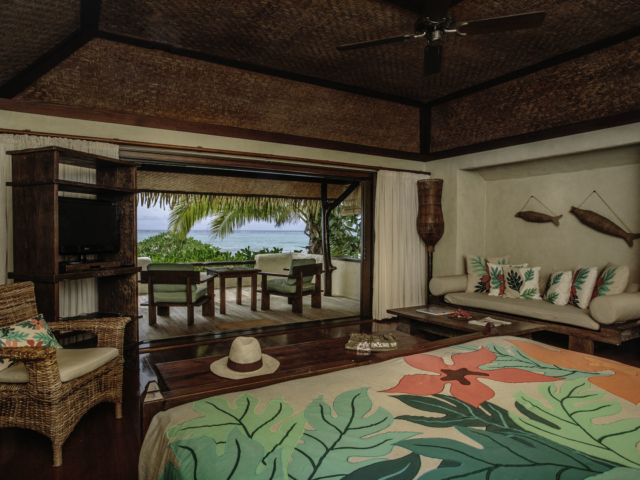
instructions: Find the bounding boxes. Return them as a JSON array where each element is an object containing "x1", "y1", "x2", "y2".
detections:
[{"x1": 1, "y1": 326, "x2": 639, "y2": 479}]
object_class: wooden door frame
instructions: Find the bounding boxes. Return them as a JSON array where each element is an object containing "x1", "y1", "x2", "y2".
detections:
[{"x1": 126, "y1": 150, "x2": 376, "y2": 344}]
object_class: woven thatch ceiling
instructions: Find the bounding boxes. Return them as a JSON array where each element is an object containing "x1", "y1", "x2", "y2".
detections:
[{"x1": 2, "y1": 0, "x2": 640, "y2": 104}]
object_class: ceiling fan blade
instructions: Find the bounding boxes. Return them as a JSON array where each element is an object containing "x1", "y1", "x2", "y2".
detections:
[
  {"x1": 457, "y1": 11, "x2": 546, "y2": 36},
  {"x1": 423, "y1": 44, "x2": 442, "y2": 76},
  {"x1": 337, "y1": 34, "x2": 415, "y2": 52}
]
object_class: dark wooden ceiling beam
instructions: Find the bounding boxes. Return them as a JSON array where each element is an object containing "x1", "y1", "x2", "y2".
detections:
[
  {"x1": 0, "y1": 0, "x2": 102, "y2": 99},
  {"x1": 428, "y1": 25, "x2": 640, "y2": 108},
  {"x1": 95, "y1": 31, "x2": 427, "y2": 109}
]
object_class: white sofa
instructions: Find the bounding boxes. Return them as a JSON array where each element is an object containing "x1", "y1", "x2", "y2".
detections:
[{"x1": 430, "y1": 274, "x2": 640, "y2": 331}]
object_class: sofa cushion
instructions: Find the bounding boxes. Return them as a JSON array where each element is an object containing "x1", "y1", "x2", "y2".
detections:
[
  {"x1": 590, "y1": 293, "x2": 640, "y2": 325},
  {"x1": 430, "y1": 275, "x2": 468, "y2": 296},
  {"x1": 0, "y1": 314, "x2": 63, "y2": 373},
  {"x1": 503, "y1": 266, "x2": 542, "y2": 300},
  {"x1": 570, "y1": 266, "x2": 598, "y2": 309},
  {"x1": 487, "y1": 263, "x2": 527, "y2": 297},
  {"x1": 592, "y1": 263, "x2": 630, "y2": 299},
  {"x1": 543, "y1": 271, "x2": 572, "y2": 306},
  {"x1": 148, "y1": 263, "x2": 197, "y2": 293},
  {"x1": 444, "y1": 292, "x2": 600, "y2": 330},
  {"x1": 154, "y1": 285, "x2": 208, "y2": 304},
  {"x1": 286, "y1": 258, "x2": 318, "y2": 285},
  {"x1": 268, "y1": 278, "x2": 315, "y2": 294},
  {"x1": 0, "y1": 347, "x2": 119, "y2": 383},
  {"x1": 465, "y1": 255, "x2": 510, "y2": 294}
]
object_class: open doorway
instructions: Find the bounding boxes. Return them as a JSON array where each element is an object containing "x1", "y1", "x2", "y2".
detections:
[{"x1": 123, "y1": 151, "x2": 374, "y2": 345}]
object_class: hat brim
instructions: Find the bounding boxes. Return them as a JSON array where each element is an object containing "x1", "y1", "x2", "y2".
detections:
[{"x1": 210, "y1": 354, "x2": 280, "y2": 380}]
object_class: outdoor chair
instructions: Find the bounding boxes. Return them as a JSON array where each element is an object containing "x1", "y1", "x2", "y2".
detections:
[
  {"x1": 260, "y1": 258, "x2": 322, "y2": 314},
  {"x1": 141, "y1": 263, "x2": 214, "y2": 326},
  {"x1": 0, "y1": 281, "x2": 131, "y2": 467}
]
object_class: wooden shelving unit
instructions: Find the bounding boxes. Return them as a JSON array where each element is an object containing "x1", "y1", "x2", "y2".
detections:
[{"x1": 7, "y1": 146, "x2": 140, "y2": 368}]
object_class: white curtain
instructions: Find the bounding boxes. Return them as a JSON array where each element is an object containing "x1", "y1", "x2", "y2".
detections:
[
  {"x1": 373, "y1": 170, "x2": 431, "y2": 320},
  {"x1": 0, "y1": 134, "x2": 120, "y2": 318}
]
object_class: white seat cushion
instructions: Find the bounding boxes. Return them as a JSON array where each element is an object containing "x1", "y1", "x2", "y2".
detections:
[
  {"x1": 445, "y1": 292, "x2": 600, "y2": 330},
  {"x1": 0, "y1": 347, "x2": 119, "y2": 384}
]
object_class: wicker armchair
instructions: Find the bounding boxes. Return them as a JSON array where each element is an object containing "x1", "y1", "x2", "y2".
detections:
[{"x1": 0, "y1": 282, "x2": 131, "y2": 467}]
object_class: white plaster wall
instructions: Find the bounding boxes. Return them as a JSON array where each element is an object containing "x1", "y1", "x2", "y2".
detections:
[
  {"x1": 425, "y1": 122, "x2": 640, "y2": 278},
  {"x1": 332, "y1": 259, "x2": 361, "y2": 300},
  {"x1": 485, "y1": 163, "x2": 640, "y2": 283}
]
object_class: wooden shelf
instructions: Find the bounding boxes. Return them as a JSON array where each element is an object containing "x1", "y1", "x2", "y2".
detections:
[
  {"x1": 7, "y1": 179, "x2": 136, "y2": 194},
  {"x1": 9, "y1": 145, "x2": 140, "y2": 369},
  {"x1": 9, "y1": 266, "x2": 141, "y2": 283},
  {"x1": 60, "y1": 311, "x2": 143, "y2": 322}
]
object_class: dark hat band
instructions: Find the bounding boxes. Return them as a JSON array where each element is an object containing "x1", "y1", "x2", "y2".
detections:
[{"x1": 227, "y1": 357, "x2": 263, "y2": 373}]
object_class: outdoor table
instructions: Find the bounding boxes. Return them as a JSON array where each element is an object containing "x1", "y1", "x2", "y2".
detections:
[{"x1": 204, "y1": 266, "x2": 262, "y2": 315}]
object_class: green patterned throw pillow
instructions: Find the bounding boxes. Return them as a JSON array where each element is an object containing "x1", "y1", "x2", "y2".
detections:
[
  {"x1": 0, "y1": 314, "x2": 62, "y2": 373},
  {"x1": 592, "y1": 263, "x2": 629, "y2": 299},
  {"x1": 487, "y1": 263, "x2": 528, "y2": 297},
  {"x1": 569, "y1": 266, "x2": 598, "y2": 309},
  {"x1": 465, "y1": 255, "x2": 510, "y2": 294},
  {"x1": 543, "y1": 271, "x2": 573, "y2": 306},
  {"x1": 503, "y1": 266, "x2": 542, "y2": 300}
]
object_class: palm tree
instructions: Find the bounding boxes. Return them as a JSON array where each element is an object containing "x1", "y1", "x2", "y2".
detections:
[{"x1": 167, "y1": 195, "x2": 325, "y2": 254}]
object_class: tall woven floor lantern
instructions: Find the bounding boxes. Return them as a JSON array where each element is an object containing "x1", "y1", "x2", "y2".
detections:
[{"x1": 417, "y1": 179, "x2": 445, "y2": 306}]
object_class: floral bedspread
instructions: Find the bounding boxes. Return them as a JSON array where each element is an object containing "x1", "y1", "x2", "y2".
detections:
[{"x1": 139, "y1": 336, "x2": 640, "y2": 480}]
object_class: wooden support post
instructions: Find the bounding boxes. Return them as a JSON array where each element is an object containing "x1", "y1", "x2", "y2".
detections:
[
  {"x1": 321, "y1": 181, "x2": 360, "y2": 297},
  {"x1": 426, "y1": 248, "x2": 433, "y2": 306}
]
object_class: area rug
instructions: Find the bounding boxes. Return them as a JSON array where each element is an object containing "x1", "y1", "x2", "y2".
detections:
[{"x1": 216, "y1": 318, "x2": 278, "y2": 331}]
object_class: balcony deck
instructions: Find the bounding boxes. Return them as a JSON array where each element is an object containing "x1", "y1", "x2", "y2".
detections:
[{"x1": 138, "y1": 287, "x2": 361, "y2": 341}]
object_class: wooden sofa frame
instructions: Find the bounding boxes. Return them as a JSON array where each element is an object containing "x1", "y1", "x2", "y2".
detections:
[
  {"x1": 141, "y1": 270, "x2": 214, "y2": 326},
  {"x1": 260, "y1": 263, "x2": 323, "y2": 314},
  {"x1": 431, "y1": 296, "x2": 640, "y2": 354}
]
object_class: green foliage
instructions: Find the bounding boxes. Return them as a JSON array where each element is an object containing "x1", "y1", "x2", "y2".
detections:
[
  {"x1": 507, "y1": 270, "x2": 523, "y2": 292},
  {"x1": 166, "y1": 393, "x2": 305, "y2": 474},
  {"x1": 469, "y1": 256, "x2": 487, "y2": 275},
  {"x1": 547, "y1": 292, "x2": 560, "y2": 304},
  {"x1": 137, "y1": 232, "x2": 284, "y2": 267},
  {"x1": 512, "y1": 379, "x2": 640, "y2": 468},
  {"x1": 342, "y1": 453, "x2": 421, "y2": 480},
  {"x1": 394, "y1": 392, "x2": 616, "y2": 479},
  {"x1": 159, "y1": 429, "x2": 285, "y2": 480},
  {"x1": 598, "y1": 268, "x2": 617, "y2": 296},
  {"x1": 574, "y1": 268, "x2": 590, "y2": 291},
  {"x1": 289, "y1": 388, "x2": 416, "y2": 480},
  {"x1": 398, "y1": 425, "x2": 609, "y2": 479},
  {"x1": 521, "y1": 288, "x2": 538, "y2": 299},
  {"x1": 524, "y1": 268, "x2": 535, "y2": 282},
  {"x1": 489, "y1": 266, "x2": 503, "y2": 290},
  {"x1": 329, "y1": 213, "x2": 361, "y2": 259},
  {"x1": 479, "y1": 343, "x2": 610, "y2": 380},
  {"x1": 551, "y1": 272, "x2": 563, "y2": 286}
]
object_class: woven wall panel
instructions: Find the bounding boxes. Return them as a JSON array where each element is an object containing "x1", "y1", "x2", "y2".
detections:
[
  {"x1": 137, "y1": 170, "x2": 347, "y2": 200},
  {"x1": 431, "y1": 36, "x2": 640, "y2": 152},
  {"x1": 98, "y1": 0, "x2": 640, "y2": 102},
  {"x1": 17, "y1": 39, "x2": 419, "y2": 153},
  {"x1": 0, "y1": 0, "x2": 81, "y2": 85}
]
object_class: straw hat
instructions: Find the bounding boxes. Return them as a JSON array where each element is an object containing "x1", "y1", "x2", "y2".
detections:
[{"x1": 210, "y1": 337, "x2": 280, "y2": 379}]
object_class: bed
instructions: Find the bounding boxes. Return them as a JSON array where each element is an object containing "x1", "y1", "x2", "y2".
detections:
[{"x1": 139, "y1": 335, "x2": 640, "y2": 479}]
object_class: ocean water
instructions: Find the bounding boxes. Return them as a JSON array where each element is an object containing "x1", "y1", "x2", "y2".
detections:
[{"x1": 137, "y1": 230, "x2": 310, "y2": 253}]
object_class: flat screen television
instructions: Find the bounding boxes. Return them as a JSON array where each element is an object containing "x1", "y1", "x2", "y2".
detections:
[{"x1": 58, "y1": 197, "x2": 120, "y2": 255}]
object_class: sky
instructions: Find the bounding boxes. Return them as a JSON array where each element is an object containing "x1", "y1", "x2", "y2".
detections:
[{"x1": 137, "y1": 203, "x2": 305, "y2": 231}]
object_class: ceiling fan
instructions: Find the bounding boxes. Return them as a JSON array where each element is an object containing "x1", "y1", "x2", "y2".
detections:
[{"x1": 336, "y1": 0, "x2": 546, "y2": 75}]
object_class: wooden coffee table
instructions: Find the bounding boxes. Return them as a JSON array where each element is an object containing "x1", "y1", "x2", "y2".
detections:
[
  {"x1": 141, "y1": 330, "x2": 490, "y2": 434},
  {"x1": 387, "y1": 305, "x2": 547, "y2": 339},
  {"x1": 204, "y1": 266, "x2": 261, "y2": 315}
]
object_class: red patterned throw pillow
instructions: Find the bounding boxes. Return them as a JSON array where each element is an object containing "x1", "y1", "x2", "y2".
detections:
[{"x1": 0, "y1": 314, "x2": 63, "y2": 373}]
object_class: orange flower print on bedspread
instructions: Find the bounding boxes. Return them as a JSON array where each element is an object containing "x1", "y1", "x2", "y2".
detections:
[
  {"x1": 382, "y1": 347, "x2": 556, "y2": 408},
  {"x1": 510, "y1": 340, "x2": 640, "y2": 404}
]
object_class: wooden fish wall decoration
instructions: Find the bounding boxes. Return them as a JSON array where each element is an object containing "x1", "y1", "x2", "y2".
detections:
[
  {"x1": 515, "y1": 211, "x2": 563, "y2": 226},
  {"x1": 570, "y1": 206, "x2": 640, "y2": 247}
]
